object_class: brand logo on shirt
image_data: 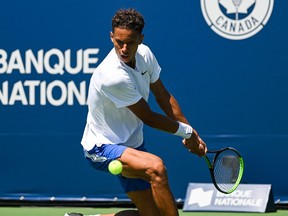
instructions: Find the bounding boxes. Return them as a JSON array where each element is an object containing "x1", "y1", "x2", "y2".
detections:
[{"x1": 200, "y1": 0, "x2": 274, "y2": 40}]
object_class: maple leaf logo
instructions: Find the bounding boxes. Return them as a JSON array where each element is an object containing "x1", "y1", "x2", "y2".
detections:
[{"x1": 219, "y1": 0, "x2": 256, "y2": 20}]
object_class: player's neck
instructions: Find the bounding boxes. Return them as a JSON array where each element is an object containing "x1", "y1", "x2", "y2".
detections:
[{"x1": 126, "y1": 58, "x2": 136, "y2": 69}]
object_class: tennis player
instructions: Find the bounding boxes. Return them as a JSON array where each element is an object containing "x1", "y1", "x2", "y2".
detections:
[{"x1": 66, "y1": 8, "x2": 207, "y2": 216}]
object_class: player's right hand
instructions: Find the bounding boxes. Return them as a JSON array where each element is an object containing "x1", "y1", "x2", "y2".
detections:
[{"x1": 182, "y1": 129, "x2": 207, "y2": 157}]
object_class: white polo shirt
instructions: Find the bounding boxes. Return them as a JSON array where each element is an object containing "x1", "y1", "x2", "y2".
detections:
[{"x1": 81, "y1": 44, "x2": 161, "y2": 150}]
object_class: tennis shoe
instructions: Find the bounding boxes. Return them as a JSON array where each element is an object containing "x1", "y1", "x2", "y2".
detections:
[
  {"x1": 64, "y1": 213, "x2": 83, "y2": 216},
  {"x1": 64, "y1": 213, "x2": 100, "y2": 216}
]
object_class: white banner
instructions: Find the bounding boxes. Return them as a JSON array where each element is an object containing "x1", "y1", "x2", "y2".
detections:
[{"x1": 183, "y1": 183, "x2": 276, "y2": 212}]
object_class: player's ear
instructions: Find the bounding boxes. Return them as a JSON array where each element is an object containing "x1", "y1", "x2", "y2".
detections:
[
  {"x1": 139, "y1": 34, "x2": 144, "y2": 44},
  {"x1": 110, "y1": 32, "x2": 114, "y2": 42}
]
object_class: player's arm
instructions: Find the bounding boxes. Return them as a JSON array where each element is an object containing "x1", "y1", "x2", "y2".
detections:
[
  {"x1": 128, "y1": 95, "x2": 206, "y2": 156},
  {"x1": 150, "y1": 78, "x2": 207, "y2": 156},
  {"x1": 150, "y1": 79, "x2": 188, "y2": 123},
  {"x1": 127, "y1": 97, "x2": 179, "y2": 134}
]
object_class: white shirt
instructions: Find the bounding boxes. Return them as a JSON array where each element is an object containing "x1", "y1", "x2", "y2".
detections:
[{"x1": 81, "y1": 44, "x2": 161, "y2": 150}]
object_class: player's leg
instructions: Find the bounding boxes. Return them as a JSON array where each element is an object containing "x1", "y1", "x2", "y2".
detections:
[
  {"x1": 83, "y1": 143, "x2": 178, "y2": 216},
  {"x1": 119, "y1": 147, "x2": 179, "y2": 216},
  {"x1": 65, "y1": 211, "x2": 139, "y2": 216},
  {"x1": 126, "y1": 188, "x2": 160, "y2": 216}
]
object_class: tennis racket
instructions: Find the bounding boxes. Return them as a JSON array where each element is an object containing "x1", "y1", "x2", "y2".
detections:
[{"x1": 204, "y1": 147, "x2": 244, "y2": 194}]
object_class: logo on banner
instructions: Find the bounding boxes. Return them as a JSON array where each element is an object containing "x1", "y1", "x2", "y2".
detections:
[
  {"x1": 187, "y1": 188, "x2": 214, "y2": 207},
  {"x1": 0, "y1": 48, "x2": 99, "y2": 106},
  {"x1": 188, "y1": 187, "x2": 263, "y2": 208},
  {"x1": 184, "y1": 184, "x2": 276, "y2": 212},
  {"x1": 200, "y1": 0, "x2": 274, "y2": 40}
]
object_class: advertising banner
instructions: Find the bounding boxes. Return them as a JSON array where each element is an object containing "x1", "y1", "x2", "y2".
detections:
[
  {"x1": 1, "y1": 0, "x2": 288, "y2": 203},
  {"x1": 183, "y1": 183, "x2": 276, "y2": 212}
]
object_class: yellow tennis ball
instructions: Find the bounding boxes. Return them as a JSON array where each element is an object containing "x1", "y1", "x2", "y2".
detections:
[{"x1": 108, "y1": 160, "x2": 123, "y2": 175}]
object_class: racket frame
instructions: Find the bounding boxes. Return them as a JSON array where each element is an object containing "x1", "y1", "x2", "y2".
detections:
[{"x1": 204, "y1": 147, "x2": 244, "y2": 194}]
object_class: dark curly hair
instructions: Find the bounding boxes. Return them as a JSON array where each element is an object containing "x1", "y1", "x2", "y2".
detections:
[{"x1": 112, "y1": 9, "x2": 145, "y2": 34}]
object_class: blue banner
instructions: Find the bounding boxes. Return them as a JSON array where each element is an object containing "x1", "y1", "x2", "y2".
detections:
[{"x1": 1, "y1": 0, "x2": 287, "y2": 203}]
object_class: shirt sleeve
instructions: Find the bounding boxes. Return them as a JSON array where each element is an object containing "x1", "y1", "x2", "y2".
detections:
[
  {"x1": 101, "y1": 69, "x2": 142, "y2": 108},
  {"x1": 139, "y1": 44, "x2": 161, "y2": 84}
]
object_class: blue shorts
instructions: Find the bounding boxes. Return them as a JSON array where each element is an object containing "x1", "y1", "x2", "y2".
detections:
[{"x1": 84, "y1": 143, "x2": 151, "y2": 193}]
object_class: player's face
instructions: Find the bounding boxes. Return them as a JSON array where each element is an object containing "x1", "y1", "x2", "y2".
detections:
[{"x1": 110, "y1": 28, "x2": 144, "y2": 68}]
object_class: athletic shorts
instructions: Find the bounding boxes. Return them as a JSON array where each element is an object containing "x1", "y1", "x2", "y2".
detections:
[{"x1": 84, "y1": 142, "x2": 151, "y2": 193}]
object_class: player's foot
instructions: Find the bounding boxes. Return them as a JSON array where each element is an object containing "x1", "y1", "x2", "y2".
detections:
[
  {"x1": 64, "y1": 213, "x2": 100, "y2": 216},
  {"x1": 64, "y1": 213, "x2": 83, "y2": 216}
]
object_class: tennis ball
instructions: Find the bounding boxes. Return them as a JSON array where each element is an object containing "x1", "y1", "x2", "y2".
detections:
[{"x1": 108, "y1": 160, "x2": 123, "y2": 175}]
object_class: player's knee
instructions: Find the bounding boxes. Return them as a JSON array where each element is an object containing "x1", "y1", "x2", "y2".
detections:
[{"x1": 147, "y1": 158, "x2": 168, "y2": 186}]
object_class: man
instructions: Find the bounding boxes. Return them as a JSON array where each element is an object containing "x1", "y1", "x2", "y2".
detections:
[{"x1": 66, "y1": 8, "x2": 207, "y2": 216}]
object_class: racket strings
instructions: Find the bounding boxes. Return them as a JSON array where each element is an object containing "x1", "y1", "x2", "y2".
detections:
[{"x1": 213, "y1": 150, "x2": 241, "y2": 192}]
